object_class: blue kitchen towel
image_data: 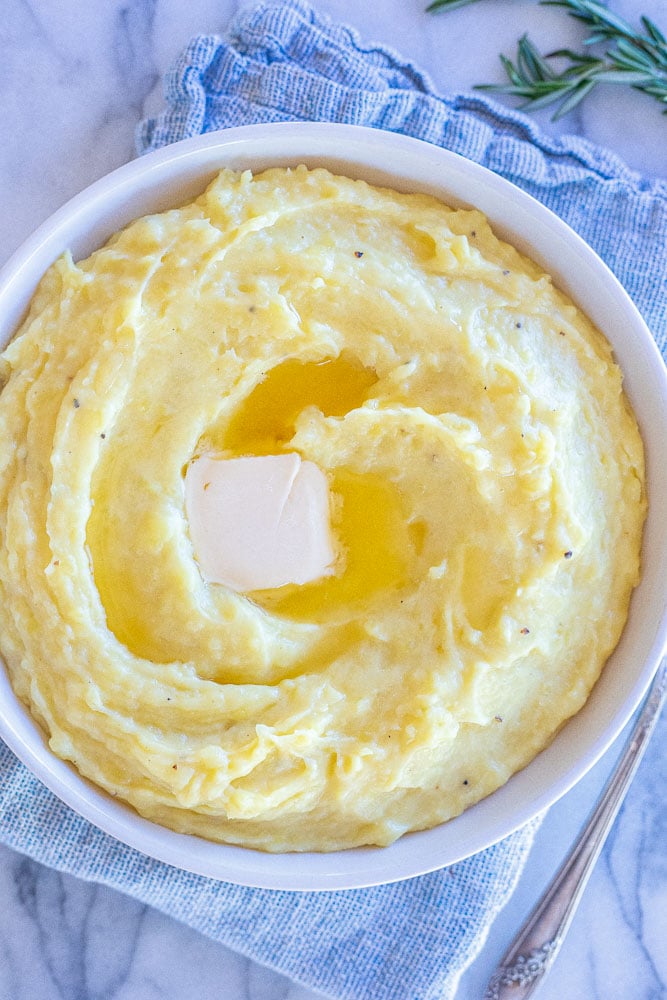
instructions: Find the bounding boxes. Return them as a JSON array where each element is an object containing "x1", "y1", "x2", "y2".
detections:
[{"x1": 1, "y1": 2, "x2": 666, "y2": 1000}]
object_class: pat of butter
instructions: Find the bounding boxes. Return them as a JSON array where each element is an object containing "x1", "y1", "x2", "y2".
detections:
[{"x1": 185, "y1": 453, "x2": 336, "y2": 592}]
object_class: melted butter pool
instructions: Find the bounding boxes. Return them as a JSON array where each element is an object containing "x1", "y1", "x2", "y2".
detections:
[{"x1": 219, "y1": 354, "x2": 412, "y2": 622}]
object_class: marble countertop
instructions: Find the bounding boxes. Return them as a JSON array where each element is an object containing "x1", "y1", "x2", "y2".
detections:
[{"x1": 0, "y1": 1, "x2": 665, "y2": 998}]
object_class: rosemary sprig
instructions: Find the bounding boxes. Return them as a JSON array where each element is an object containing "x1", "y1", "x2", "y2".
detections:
[{"x1": 426, "y1": 0, "x2": 667, "y2": 119}]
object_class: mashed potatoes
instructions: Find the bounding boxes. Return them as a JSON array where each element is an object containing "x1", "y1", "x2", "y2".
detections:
[{"x1": 0, "y1": 166, "x2": 645, "y2": 851}]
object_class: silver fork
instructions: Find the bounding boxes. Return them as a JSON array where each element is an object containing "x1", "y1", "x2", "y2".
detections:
[{"x1": 484, "y1": 656, "x2": 667, "y2": 1000}]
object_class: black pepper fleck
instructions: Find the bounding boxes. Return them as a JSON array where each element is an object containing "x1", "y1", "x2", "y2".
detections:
[
  {"x1": 515, "y1": 322, "x2": 522, "y2": 328},
  {"x1": 354, "y1": 250, "x2": 364, "y2": 258},
  {"x1": 564, "y1": 550, "x2": 573, "y2": 559},
  {"x1": 73, "y1": 398, "x2": 80, "y2": 408},
  {"x1": 100, "y1": 433, "x2": 106, "y2": 439},
  {"x1": 520, "y1": 627, "x2": 530, "y2": 635},
  {"x1": 502, "y1": 269, "x2": 510, "y2": 276},
  {"x1": 463, "y1": 779, "x2": 469, "y2": 786},
  {"x1": 495, "y1": 715, "x2": 503, "y2": 723}
]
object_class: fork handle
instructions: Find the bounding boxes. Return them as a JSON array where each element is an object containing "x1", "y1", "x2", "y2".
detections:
[{"x1": 484, "y1": 657, "x2": 667, "y2": 1000}]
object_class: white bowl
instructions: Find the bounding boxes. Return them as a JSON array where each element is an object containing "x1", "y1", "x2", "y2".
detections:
[{"x1": 0, "y1": 123, "x2": 666, "y2": 890}]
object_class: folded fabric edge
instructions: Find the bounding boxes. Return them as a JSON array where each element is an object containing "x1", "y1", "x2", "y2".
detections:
[
  {"x1": 0, "y1": 739, "x2": 544, "y2": 1000},
  {"x1": 136, "y1": 0, "x2": 667, "y2": 205}
]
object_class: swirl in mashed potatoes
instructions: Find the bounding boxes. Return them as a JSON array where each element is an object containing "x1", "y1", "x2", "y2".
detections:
[{"x1": 0, "y1": 166, "x2": 645, "y2": 851}]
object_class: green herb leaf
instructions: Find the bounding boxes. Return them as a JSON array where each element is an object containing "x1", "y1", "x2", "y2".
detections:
[
  {"x1": 425, "y1": 0, "x2": 484, "y2": 11},
  {"x1": 426, "y1": 0, "x2": 667, "y2": 119}
]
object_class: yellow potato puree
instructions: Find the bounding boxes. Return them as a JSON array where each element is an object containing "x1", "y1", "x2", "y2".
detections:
[{"x1": 0, "y1": 166, "x2": 646, "y2": 852}]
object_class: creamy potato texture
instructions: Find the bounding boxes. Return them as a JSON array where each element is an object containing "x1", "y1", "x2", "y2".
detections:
[{"x1": 0, "y1": 166, "x2": 646, "y2": 851}]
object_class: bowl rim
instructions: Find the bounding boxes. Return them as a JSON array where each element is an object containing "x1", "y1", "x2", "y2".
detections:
[{"x1": 0, "y1": 121, "x2": 666, "y2": 890}]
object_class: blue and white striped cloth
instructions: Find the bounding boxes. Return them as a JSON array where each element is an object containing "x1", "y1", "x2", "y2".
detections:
[{"x1": 1, "y1": 3, "x2": 665, "y2": 999}]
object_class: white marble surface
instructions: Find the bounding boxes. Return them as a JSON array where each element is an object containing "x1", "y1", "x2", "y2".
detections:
[{"x1": 0, "y1": 1, "x2": 665, "y2": 998}]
